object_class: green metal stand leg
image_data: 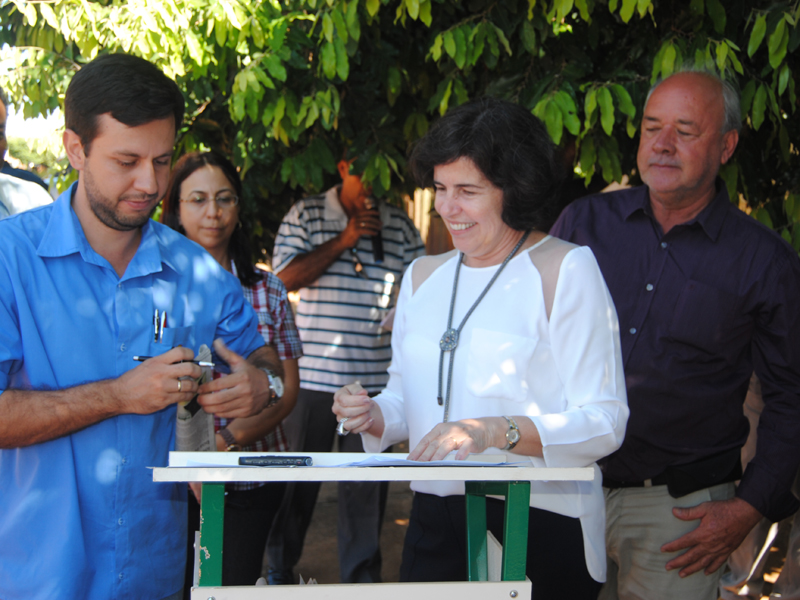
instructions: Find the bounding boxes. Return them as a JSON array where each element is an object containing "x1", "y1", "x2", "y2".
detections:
[
  {"x1": 198, "y1": 482, "x2": 225, "y2": 587},
  {"x1": 465, "y1": 480, "x2": 531, "y2": 582}
]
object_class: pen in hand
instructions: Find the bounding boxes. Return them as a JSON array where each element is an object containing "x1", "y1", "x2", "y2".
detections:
[{"x1": 132, "y1": 356, "x2": 215, "y2": 367}]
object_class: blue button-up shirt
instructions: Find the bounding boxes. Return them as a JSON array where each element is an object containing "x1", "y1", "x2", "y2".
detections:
[
  {"x1": 0, "y1": 185, "x2": 264, "y2": 599},
  {"x1": 552, "y1": 183, "x2": 800, "y2": 521}
]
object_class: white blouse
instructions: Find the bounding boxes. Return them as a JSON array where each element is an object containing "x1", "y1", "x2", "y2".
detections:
[{"x1": 361, "y1": 244, "x2": 629, "y2": 582}]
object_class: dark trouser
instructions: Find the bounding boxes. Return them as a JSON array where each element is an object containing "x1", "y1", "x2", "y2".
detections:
[
  {"x1": 400, "y1": 492, "x2": 602, "y2": 600},
  {"x1": 184, "y1": 480, "x2": 286, "y2": 595},
  {"x1": 265, "y1": 388, "x2": 389, "y2": 583}
]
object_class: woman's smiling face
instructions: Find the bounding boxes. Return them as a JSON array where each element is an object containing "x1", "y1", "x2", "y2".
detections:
[{"x1": 433, "y1": 156, "x2": 519, "y2": 267}]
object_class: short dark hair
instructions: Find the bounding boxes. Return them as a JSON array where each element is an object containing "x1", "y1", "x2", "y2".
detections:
[
  {"x1": 161, "y1": 151, "x2": 260, "y2": 287},
  {"x1": 0, "y1": 86, "x2": 7, "y2": 108},
  {"x1": 65, "y1": 53, "x2": 185, "y2": 151},
  {"x1": 409, "y1": 97, "x2": 564, "y2": 232}
]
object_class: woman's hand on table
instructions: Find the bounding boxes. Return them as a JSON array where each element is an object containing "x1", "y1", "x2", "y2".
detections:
[
  {"x1": 408, "y1": 417, "x2": 506, "y2": 461},
  {"x1": 332, "y1": 383, "x2": 383, "y2": 436}
]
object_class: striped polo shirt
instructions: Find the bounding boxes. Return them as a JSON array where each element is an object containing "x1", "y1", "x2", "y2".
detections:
[{"x1": 273, "y1": 186, "x2": 425, "y2": 392}]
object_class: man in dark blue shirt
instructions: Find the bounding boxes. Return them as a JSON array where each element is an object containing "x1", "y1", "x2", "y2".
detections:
[{"x1": 552, "y1": 71, "x2": 800, "y2": 600}]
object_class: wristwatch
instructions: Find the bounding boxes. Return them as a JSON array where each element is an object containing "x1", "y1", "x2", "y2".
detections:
[
  {"x1": 502, "y1": 416, "x2": 521, "y2": 451},
  {"x1": 260, "y1": 368, "x2": 284, "y2": 407},
  {"x1": 218, "y1": 427, "x2": 241, "y2": 452}
]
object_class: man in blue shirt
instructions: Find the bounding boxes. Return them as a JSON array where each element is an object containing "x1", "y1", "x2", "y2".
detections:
[
  {"x1": 0, "y1": 54, "x2": 284, "y2": 600},
  {"x1": 552, "y1": 71, "x2": 800, "y2": 600}
]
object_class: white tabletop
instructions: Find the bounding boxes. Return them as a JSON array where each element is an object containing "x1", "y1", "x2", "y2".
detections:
[{"x1": 152, "y1": 452, "x2": 595, "y2": 483}]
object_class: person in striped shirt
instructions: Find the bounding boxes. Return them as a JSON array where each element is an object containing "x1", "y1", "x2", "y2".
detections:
[{"x1": 267, "y1": 156, "x2": 424, "y2": 584}]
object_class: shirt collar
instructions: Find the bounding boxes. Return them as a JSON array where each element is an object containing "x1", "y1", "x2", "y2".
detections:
[
  {"x1": 323, "y1": 185, "x2": 391, "y2": 224},
  {"x1": 624, "y1": 179, "x2": 730, "y2": 241},
  {"x1": 36, "y1": 182, "x2": 176, "y2": 280}
]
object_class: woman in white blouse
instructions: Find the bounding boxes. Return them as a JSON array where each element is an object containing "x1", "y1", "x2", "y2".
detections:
[{"x1": 333, "y1": 98, "x2": 628, "y2": 598}]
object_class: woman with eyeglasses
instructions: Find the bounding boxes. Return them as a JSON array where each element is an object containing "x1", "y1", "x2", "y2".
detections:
[{"x1": 161, "y1": 151, "x2": 302, "y2": 591}]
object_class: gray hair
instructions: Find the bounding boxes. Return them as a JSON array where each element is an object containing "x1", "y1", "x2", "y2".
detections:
[{"x1": 645, "y1": 68, "x2": 741, "y2": 134}]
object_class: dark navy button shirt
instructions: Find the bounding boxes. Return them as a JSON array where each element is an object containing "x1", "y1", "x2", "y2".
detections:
[{"x1": 551, "y1": 183, "x2": 800, "y2": 521}]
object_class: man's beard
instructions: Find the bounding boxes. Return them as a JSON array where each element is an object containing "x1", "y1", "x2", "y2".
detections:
[{"x1": 84, "y1": 165, "x2": 158, "y2": 231}]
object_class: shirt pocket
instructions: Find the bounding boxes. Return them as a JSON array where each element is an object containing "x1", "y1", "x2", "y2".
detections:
[
  {"x1": 152, "y1": 325, "x2": 196, "y2": 353},
  {"x1": 465, "y1": 328, "x2": 537, "y2": 402},
  {"x1": 667, "y1": 280, "x2": 743, "y2": 361}
]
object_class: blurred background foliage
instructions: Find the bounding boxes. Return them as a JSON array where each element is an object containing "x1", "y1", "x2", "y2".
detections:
[{"x1": 0, "y1": 0, "x2": 798, "y2": 257}]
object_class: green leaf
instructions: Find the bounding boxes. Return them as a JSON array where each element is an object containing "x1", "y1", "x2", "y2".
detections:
[
  {"x1": 598, "y1": 87, "x2": 615, "y2": 136},
  {"x1": 584, "y1": 88, "x2": 598, "y2": 129},
  {"x1": 322, "y1": 13, "x2": 334, "y2": 43},
  {"x1": 331, "y1": 8, "x2": 348, "y2": 44},
  {"x1": 453, "y1": 27, "x2": 467, "y2": 69},
  {"x1": 186, "y1": 31, "x2": 204, "y2": 63},
  {"x1": 264, "y1": 54, "x2": 287, "y2": 81},
  {"x1": 39, "y1": 3, "x2": 59, "y2": 29},
  {"x1": 493, "y1": 25, "x2": 512, "y2": 56},
  {"x1": 419, "y1": 0, "x2": 432, "y2": 26},
  {"x1": 748, "y1": 15, "x2": 767, "y2": 57},
  {"x1": 215, "y1": 17, "x2": 227, "y2": 46},
  {"x1": 406, "y1": 0, "x2": 420, "y2": 20},
  {"x1": 715, "y1": 41, "x2": 728, "y2": 71},
  {"x1": 444, "y1": 30, "x2": 456, "y2": 59},
  {"x1": 620, "y1": 0, "x2": 637, "y2": 23},
  {"x1": 439, "y1": 79, "x2": 453, "y2": 116},
  {"x1": 366, "y1": 0, "x2": 380, "y2": 17},
  {"x1": 689, "y1": 0, "x2": 703, "y2": 15},
  {"x1": 387, "y1": 66, "x2": 402, "y2": 106},
  {"x1": 706, "y1": 0, "x2": 726, "y2": 34},
  {"x1": 740, "y1": 80, "x2": 756, "y2": 116},
  {"x1": 637, "y1": 0, "x2": 650, "y2": 19},
  {"x1": 321, "y1": 41, "x2": 336, "y2": 79},
  {"x1": 662, "y1": 43, "x2": 677, "y2": 77},
  {"x1": 609, "y1": 0, "x2": 618, "y2": 13},
  {"x1": 611, "y1": 84, "x2": 635, "y2": 118},
  {"x1": 379, "y1": 155, "x2": 391, "y2": 191},
  {"x1": 544, "y1": 101, "x2": 564, "y2": 144},
  {"x1": 346, "y1": 0, "x2": 361, "y2": 42},
  {"x1": 751, "y1": 83, "x2": 767, "y2": 130},
  {"x1": 554, "y1": 91, "x2": 580, "y2": 135},
  {"x1": 779, "y1": 64, "x2": 791, "y2": 96},
  {"x1": 521, "y1": 20, "x2": 536, "y2": 54},
  {"x1": 334, "y1": 37, "x2": 349, "y2": 80},
  {"x1": 431, "y1": 34, "x2": 443, "y2": 61},
  {"x1": 753, "y1": 207, "x2": 773, "y2": 228},
  {"x1": 575, "y1": 0, "x2": 590, "y2": 21},
  {"x1": 768, "y1": 18, "x2": 788, "y2": 70}
]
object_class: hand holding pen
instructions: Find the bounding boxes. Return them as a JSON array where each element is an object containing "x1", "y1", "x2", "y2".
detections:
[{"x1": 114, "y1": 347, "x2": 202, "y2": 415}]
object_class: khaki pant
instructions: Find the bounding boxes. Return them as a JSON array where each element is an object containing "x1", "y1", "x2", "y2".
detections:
[{"x1": 600, "y1": 482, "x2": 736, "y2": 600}]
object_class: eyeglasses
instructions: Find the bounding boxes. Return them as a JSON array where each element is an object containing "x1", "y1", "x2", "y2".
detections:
[
  {"x1": 350, "y1": 248, "x2": 368, "y2": 279},
  {"x1": 179, "y1": 193, "x2": 239, "y2": 210}
]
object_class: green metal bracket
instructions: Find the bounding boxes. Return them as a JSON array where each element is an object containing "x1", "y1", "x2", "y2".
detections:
[
  {"x1": 197, "y1": 482, "x2": 225, "y2": 587},
  {"x1": 464, "y1": 480, "x2": 531, "y2": 582}
]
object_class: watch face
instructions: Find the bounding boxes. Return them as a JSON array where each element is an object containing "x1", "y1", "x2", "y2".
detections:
[
  {"x1": 508, "y1": 429, "x2": 521, "y2": 444},
  {"x1": 273, "y1": 375, "x2": 284, "y2": 398}
]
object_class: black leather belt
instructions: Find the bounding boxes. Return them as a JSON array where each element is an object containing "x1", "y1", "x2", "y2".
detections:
[{"x1": 602, "y1": 472, "x2": 670, "y2": 489}]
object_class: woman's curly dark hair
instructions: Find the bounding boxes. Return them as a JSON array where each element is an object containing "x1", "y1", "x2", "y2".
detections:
[
  {"x1": 409, "y1": 97, "x2": 564, "y2": 232},
  {"x1": 161, "y1": 151, "x2": 260, "y2": 287}
]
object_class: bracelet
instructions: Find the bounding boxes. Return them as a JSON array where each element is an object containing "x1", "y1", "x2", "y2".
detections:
[{"x1": 218, "y1": 428, "x2": 240, "y2": 452}]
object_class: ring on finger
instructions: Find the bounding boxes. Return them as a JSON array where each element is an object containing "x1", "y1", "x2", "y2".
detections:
[
  {"x1": 336, "y1": 417, "x2": 350, "y2": 437},
  {"x1": 178, "y1": 379, "x2": 183, "y2": 393}
]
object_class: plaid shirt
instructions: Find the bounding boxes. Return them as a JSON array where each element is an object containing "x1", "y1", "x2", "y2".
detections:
[{"x1": 214, "y1": 266, "x2": 303, "y2": 490}]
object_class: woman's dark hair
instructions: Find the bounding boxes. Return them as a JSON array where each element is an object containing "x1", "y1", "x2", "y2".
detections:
[
  {"x1": 409, "y1": 97, "x2": 564, "y2": 232},
  {"x1": 65, "y1": 53, "x2": 185, "y2": 153},
  {"x1": 161, "y1": 151, "x2": 260, "y2": 287}
]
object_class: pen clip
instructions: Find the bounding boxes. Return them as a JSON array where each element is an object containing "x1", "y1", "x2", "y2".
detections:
[
  {"x1": 154, "y1": 309, "x2": 159, "y2": 343},
  {"x1": 159, "y1": 311, "x2": 167, "y2": 344}
]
